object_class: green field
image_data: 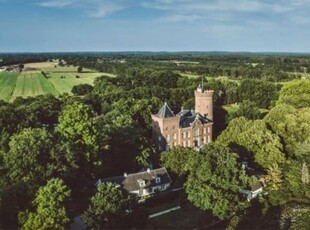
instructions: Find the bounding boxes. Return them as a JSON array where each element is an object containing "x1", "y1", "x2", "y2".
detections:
[
  {"x1": 0, "y1": 72, "x2": 20, "y2": 101},
  {"x1": 0, "y1": 63, "x2": 115, "y2": 102}
]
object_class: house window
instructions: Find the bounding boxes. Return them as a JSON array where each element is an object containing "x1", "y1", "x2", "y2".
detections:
[
  {"x1": 155, "y1": 177, "x2": 161, "y2": 184},
  {"x1": 148, "y1": 187, "x2": 153, "y2": 193},
  {"x1": 138, "y1": 179, "x2": 145, "y2": 187},
  {"x1": 166, "y1": 144, "x2": 170, "y2": 151},
  {"x1": 159, "y1": 145, "x2": 162, "y2": 151},
  {"x1": 158, "y1": 136, "x2": 162, "y2": 141},
  {"x1": 161, "y1": 184, "x2": 166, "y2": 190}
]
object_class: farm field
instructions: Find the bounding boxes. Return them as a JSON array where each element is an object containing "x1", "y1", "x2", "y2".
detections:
[
  {"x1": 10, "y1": 71, "x2": 58, "y2": 101},
  {"x1": 0, "y1": 62, "x2": 115, "y2": 101},
  {"x1": 0, "y1": 72, "x2": 20, "y2": 101}
]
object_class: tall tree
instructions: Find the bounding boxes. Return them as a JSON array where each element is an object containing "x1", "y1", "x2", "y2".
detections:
[
  {"x1": 217, "y1": 117, "x2": 285, "y2": 169},
  {"x1": 185, "y1": 143, "x2": 249, "y2": 220},
  {"x1": 3, "y1": 128, "x2": 53, "y2": 184},
  {"x1": 19, "y1": 178, "x2": 71, "y2": 230},
  {"x1": 83, "y1": 182, "x2": 127, "y2": 229}
]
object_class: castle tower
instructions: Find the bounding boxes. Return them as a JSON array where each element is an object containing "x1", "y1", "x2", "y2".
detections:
[
  {"x1": 195, "y1": 85, "x2": 214, "y2": 120},
  {"x1": 151, "y1": 102, "x2": 180, "y2": 151}
]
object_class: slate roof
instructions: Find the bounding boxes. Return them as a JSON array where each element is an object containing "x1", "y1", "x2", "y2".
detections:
[
  {"x1": 97, "y1": 167, "x2": 172, "y2": 192},
  {"x1": 251, "y1": 181, "x2": 264, "y2": 192},
  {"x1": 156, "y1": 102, "x2": 175, "y2": 118},
  {"x1": 179, "y1": 111, "x2": 210, "y2": 128}
]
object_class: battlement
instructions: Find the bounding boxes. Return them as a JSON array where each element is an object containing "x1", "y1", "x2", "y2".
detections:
[{"x1": 195, "y1": 90, "x2": 214, "y2": 96}]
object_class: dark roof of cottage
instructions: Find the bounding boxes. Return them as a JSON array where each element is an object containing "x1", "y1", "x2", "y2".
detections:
[
  {"x1": 97, "y1": 167, "x2": 172, "y2": 192},
  {"x1": 251, "y1": 181, "x2": 264, "y2": 192},
  {"x1": 156, "y1": 102, "x2": 175, "y2": 118},
  {"x1": 179, "y1": 112, "x2": 210, "y2": 128}
]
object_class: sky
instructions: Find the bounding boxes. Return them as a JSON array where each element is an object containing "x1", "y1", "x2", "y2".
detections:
[{"x1": 1, "y1": 0, "x2": 310, "y2": 52}]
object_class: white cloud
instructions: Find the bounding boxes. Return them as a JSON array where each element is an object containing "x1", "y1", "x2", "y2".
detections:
[{"x1": 38, "y1": 0, "x2": 75, "y2": 8}]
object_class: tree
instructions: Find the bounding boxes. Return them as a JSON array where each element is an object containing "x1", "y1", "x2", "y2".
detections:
[
  {"x1": 265, "y1": 163, "x2": 283, "y2": 191},
  {"x1": 77, "y1": 66, "x2": 83, "y2": 73},
  {"x1": 278, "y1": 79, "x2": 310, "y2": 108},
  {"x1": 71, "y1": 84, "x2": 93, "y2": 96},
  {"x1": 231, "y1": 100, "x2": 260, "y2": 120},
  {"x1": 264, "y1": 105, "x2": 310, "y2": 158},
  {"x1": 19, "y1": 178, "x2": 71, "y2": 230},
  {"x1": 82, "y1": 182, "x2": 127, "y2": 229},
  {"x1": 3, "y1": 128, "x2": 53, "y2": 184},
  {"x1": 217, "y1": 117, "x2": 285, "y2": 169},
  {"x1": 185, "y1": 143, "x2": 249, "y2": 220},
  {"x1": 161, "y1": 146, "x2": 198, "y2": 177}
]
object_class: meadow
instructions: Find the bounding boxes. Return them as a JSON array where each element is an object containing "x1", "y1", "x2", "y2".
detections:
[{"x1": 0, "y1": 62, "x2": 114, "y2": 101}]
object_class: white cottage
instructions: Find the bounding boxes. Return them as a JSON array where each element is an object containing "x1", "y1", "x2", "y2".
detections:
[{"x1": 97, "y1": 167, "x2": 172, "y2": 197}]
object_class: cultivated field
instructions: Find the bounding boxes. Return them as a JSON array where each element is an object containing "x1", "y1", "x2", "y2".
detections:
[
  {"x1": 0, "y1": 62, "x2": 115, "y2": 102},
  {"x1": 0, "y1": 72, "x2": 20, "y2": 101}
]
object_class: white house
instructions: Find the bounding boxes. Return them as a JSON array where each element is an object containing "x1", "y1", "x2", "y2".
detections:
[{"x1": 96, "y1": 167, "x2": 172, "y2": 197}]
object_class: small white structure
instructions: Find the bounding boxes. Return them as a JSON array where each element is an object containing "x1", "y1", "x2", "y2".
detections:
[
  {"x1": 96, "y1": 167, "x2": 172, "y2": 197},
  {"x1": 240, "y1": 181, "x2": 264, "y2": 201}
]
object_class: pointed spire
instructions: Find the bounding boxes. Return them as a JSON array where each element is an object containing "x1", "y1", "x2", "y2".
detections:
[{"x1": 157, "y1": 102, "x2": 175, "y2": 118}]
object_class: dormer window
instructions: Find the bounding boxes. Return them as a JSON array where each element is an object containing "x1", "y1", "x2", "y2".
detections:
[
  {"x1": 155, "y1": 176, "x2": 161, "y2": 184},
  {"x1": 137, "y1": 179, "x2": 145, "y2": 187}
]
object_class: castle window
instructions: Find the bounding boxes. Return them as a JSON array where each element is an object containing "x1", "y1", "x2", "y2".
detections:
[
  {"x1": 187, "y1": 140, "x2": 191, "y2": 147},
  {"x1": 173, "y1": 133, "x2": 177, "y2": 140},
  {"x1": 194, "y1": 128, "x2": 199, "y2": 137},
  {"x1": 173, "y1": 142, "x2": 177, "y2": 146},
  {"x1": 203, "y1": 127, "x2": 206, "y2": 134},
  {"x1": 182, "y1": 132, "x2": 186, "y2": 139},
  {"x1": 166, "y1": 144, "x2": 170, "y2": 151},
  {"x1": 166, "y1": 134, "x2": 170, "y2": 142},
  {"x1": 187, "y1": 132, "x2": 191, "y2": 138},
  {"x1": 183, "y1": 141, "x2": 186, "y2": 147},
  {"x1": 208, "y1": 127, "x2": 211, "y2": 133},
  {"x1": 158, "y1": 136, "x2": 162, "y2": 141},
  {"x1": 208, "y1": 135, "x2": 211, "y2": 143}
]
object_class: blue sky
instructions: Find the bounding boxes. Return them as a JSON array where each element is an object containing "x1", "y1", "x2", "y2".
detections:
[{"x1": 1, "y1": 0, "x2": 310, "y2": 52}]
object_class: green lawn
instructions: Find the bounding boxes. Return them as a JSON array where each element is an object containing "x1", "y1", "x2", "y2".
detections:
[{"x1": 0, "y1": 72, "x2": 20, "y2": 101}]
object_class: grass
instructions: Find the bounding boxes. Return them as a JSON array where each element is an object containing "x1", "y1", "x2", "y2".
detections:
[
  {"x1": 10, "y1": 71, "x2": 58, "y2": 101},
  {"x1": 223, "y1": 104, "x2": 239, "y2": 115},
  {"x1": 0, "y1": 62, "x2": 115, "y2": 101},
  {"x1": 47, "y1": 72, "x2": 102, "y2": 95},
  {"x1": 149, "y1": 205, "x2": 217, "y2": 229},
  {"x1": 0, "y1": 72, "x2": 20, "y2": 101}
]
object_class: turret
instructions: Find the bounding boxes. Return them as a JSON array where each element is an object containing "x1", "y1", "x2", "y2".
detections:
[{"x1": 195, "y1": 85, "x2": 214, "y2": 120}]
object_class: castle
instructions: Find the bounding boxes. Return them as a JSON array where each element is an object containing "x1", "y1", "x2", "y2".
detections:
[{"x1": 151, "y1": 85, "x2": 214, "y2": 152}]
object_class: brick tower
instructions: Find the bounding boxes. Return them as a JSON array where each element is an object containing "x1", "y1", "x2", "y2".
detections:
[{"x1": 194, "y1": 84, "x2": 214, "y2": 120}]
